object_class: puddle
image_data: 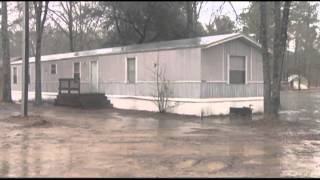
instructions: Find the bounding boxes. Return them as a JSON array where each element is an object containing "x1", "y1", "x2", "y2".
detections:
[
  {"x1": 176, "y1": 159, "x2": 196, "y2": 169},
  {"x1": 206, "y1": 162, "x2": 227, "y2": 172},
  {"x1": 243, "y1": 159, "x2": 261, "y2": 165},
  {"x1": 279, "y1": 110, "x2": 300, "y2": 114}
]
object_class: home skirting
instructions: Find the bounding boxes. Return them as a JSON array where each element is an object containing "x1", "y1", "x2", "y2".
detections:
[{"x1": 12, "y1": 91, "x2": 263, "y2": 117}]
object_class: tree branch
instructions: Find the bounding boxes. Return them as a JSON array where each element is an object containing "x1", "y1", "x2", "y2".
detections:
[
  {"x1": 40, "y1": 1, "x2": 49, "y2": 35},
  {"x1": 228, "y1": 1, "x2": 239, "y2": 22},
  {"x1": 48, "y1": 7, "x2": 69, "y2": 25}
]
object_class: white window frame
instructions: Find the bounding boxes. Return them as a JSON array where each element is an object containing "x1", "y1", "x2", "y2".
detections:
[
  {"x1": 50, "y1": 64, "x2": 57, "y2": 75},
  {"x1": 73, "y1": 62, "x2": 81, "y2": 79},
  {"x1": 227, "y1": 55, "x2": 247, "y2": 85},
  {"x1": 124, "y1": 57, "x2": 138, "y2": 83}
]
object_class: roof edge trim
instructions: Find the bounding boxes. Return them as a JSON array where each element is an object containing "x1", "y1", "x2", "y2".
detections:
[{"x1": 203, "y1": 34, "x2": 262, "y2": 50}]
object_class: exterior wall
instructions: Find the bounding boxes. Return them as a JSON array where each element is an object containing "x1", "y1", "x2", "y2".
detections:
[
  {"x1": 10, "y1": 38, "x2": 263, "y2": 100},
  {"x1": 12, "y1": 56, "x2": 99, "y2": 93},
  {"x1": 201, "y1": 39, "x2": 263, "y2": 98},
  {"x1": 97, "y1": 48, "x2": 202, "y2": 98},
  {"x1": 100, "y1": 82, "x2": 201, "y2": 98},
  {"x1": 11, "y1": 47, "x2": 202, "y2": 98},
  {"x1": 201, "y1": 44, "x2": 224, "y2": 81},
  {"x1": 200, "y1": 83, "x2": 263, "y2": 98},
  {"x1": 251, "y1": 47, "x2": 263, "y2": 82}
]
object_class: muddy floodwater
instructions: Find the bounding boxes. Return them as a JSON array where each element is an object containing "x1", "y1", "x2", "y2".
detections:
[{"x1": 0, "y1": 90, "x2": 320, "y2": 177}]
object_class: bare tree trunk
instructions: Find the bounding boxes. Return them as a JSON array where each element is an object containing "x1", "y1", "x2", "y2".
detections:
[
  {"x1": 271, "y1": 1, "x2": 281, "y2": 117},
  {"x1": 186, "y1": 1, "x2": 193, "y2": 38},
  {"x1": 271, "y1": 1, "x2": 291, "y2": 117},
  {"x1": 295, "y1": 34, "x2": 302, "y2": 91},
  {"x1": 259, "y1": 2, "x2": 271, "y2": 119},
  {"x1": 34, "y1": 32, "x2": 42, "y2": 105},
  {"x1": 305, "y1": 9, "x2": 312, "y2": 90},
  {"x1": 22, "y1": 1, "x2": 30, "y2": 116},
  {"x1": 307, "y1": 65, "x2": 310, "y2": 89},
  {"x1": 34, "y1": 1, "x2": 49, "y2": 106},
  {"x1": 68, "y1": 2, "x2": 75, "y2": 52},
  {"x1": 1, "y1": 1, "x2": 12, "y2": 103},
  {"x1": 111, "y1": 3, "x2": 123, "y2": 45},
  {"x1": 78, "y1": 2, "x2": 84, "y2": 51},
  {"x1": 298, "y1": 73, "x2": 301, "y2": 90},
  {"x1": 34, "y1": 1, "x2": 42, "y2": 106}
]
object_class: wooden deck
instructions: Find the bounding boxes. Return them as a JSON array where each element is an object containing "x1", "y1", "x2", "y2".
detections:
[
  {"x1": 54, "y1": 93, "x2": 113, "y2": 109},
  {"x1": 54, "y1": 78, "x2": 112, "y2": 108}
]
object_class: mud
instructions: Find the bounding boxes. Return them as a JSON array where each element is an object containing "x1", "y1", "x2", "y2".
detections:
[{"x1": 0, "y1": 91, "x2": 320, "y2": 177}]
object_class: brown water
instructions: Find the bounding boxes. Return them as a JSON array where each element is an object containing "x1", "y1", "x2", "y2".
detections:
[{"x1": 0, "y1": 90, "x2": 320, "y2": 177}]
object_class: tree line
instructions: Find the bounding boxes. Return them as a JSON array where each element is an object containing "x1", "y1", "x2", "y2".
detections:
[{"x1": 1, "y1": 1, "x2": 237, "y2": 58}]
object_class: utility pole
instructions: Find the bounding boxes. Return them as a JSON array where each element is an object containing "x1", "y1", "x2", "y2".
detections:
[{"x1": 21, "y1": 2, "x2": 29, "y2": 117}]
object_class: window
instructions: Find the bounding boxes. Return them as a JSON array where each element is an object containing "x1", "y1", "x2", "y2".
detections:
[
  {"x1": 127, "y1": 57, "x2": 136, "y2": 83},
  {"x1": 13, "y1": 67, "x2": 17, "y2": 84},
  {"x1": 51, "y1": 64, "x2": 57, "y2": 75},
  {"x1": 73, "y1": 62, "x2": 80, "y2": 79},
  {"x1": 229, "y1": 56, "x2": 246, "y2": 84}
]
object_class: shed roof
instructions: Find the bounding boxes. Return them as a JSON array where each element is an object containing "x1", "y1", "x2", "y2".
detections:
[{"x1": 11, "y1": 33, "x2": 261, "y2": 65}]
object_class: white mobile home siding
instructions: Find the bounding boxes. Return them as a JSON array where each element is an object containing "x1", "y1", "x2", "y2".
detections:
[
  {"x1": 98, "y1": 47, "x2": 202, "y2": 98},
  {"x1": 200, "y1": 39, "x2": 263, "y2": 98},
  {"x1": 11, "y1": 35, "x2": 263, "y2": 99},
  {"x1": 12, "y1": 47, "x2": 202, "y2": 98}
]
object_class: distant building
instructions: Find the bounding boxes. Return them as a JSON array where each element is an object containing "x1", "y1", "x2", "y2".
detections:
[
  {"x1": 11, "y1": 33, "x2": 264, "y2": 116},
  {"x1": 288, "y1": 74, "x2": 308, "y2": 90}
]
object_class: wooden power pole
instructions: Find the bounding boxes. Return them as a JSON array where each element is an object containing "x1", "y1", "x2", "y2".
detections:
[{"x1": 21, "y1": 2, "x2": 29, "y2": 116}]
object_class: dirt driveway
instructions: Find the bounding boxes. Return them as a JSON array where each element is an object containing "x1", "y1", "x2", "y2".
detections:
[{"x1": 0, "y1": 91, "x2": 320, "y2": 177}]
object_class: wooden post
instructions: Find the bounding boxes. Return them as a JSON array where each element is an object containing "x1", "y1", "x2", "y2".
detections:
[{"x1": 21, "y1": 2, "x2": 29, "y2": 117}]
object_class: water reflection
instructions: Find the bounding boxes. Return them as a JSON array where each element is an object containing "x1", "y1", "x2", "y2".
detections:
[
  {"x1": 21, "y1": 129, "x2": 29, "y2": 177},
  {"x1": 33, "y1": 144, "x2": 41, "y2": 176},
  {"x1": 156, "y1": 118, "x2": 184, "y2": 137},
  {"x1": 0, "y1": 91, "x2": 319, "y2": 177},
  {"x1": 0, "y1": 140, "x2": 10, "y2": 176}
]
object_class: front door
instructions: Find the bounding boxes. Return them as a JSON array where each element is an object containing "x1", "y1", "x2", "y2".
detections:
[{"x1": 90, "y1": 60, "x2": 98, "y2": 92}]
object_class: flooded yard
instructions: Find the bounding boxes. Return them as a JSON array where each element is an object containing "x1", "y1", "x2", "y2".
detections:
[{"x1": 0, "y1": 90, "x2": 320, "y2": 177}]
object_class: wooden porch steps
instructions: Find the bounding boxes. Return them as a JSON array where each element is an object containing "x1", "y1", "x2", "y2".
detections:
[{"x1": 54, "y1": 93, "x2": 113, "y2": 109}]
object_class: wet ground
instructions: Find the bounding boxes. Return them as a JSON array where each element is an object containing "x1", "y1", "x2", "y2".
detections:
[{"x1": 0, "y1": 90, "x2": 320, "y2": 177}]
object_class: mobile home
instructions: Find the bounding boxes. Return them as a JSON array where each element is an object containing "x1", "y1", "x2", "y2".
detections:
[{"x1": 11, "y1": 33, "x2": 264, "y2": 116}]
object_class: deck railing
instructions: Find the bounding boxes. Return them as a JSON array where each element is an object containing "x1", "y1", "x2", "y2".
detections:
[{"x1": 58, "y1": 78, "x2": 80, "y2": 94}]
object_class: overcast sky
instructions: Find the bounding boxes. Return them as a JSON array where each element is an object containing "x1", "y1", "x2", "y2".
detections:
[{"x1": 199, "y1": 1, "x2": 249, "y2": 25}]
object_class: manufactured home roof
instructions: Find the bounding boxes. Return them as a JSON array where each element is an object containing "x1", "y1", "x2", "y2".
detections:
[{"x1": 11, "y1": 33, "x2": 261, "y2": 65}]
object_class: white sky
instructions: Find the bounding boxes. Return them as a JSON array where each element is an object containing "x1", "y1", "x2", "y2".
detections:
[{"x1": 199, "y1": 1, "x2": 249, "y2": 25}]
